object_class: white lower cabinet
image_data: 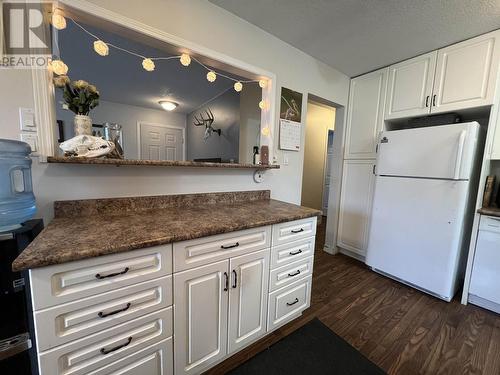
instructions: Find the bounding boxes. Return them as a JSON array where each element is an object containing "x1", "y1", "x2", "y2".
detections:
[
  {"x1": 173, "y1": 260, "x2": 229, "y2": 375},
  {"x1": 32, "y1": 219, "x2": 316, "y2": 375},
  {"x1": 337, "y1": 159, "x2": 376, "y2": 257}
]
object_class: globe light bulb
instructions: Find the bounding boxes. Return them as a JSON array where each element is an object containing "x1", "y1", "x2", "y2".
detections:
[
  {"x1": 259, "y1": 100, "x2": 266, "y2": 110},
  {"x1": 51, "y1": 59, "x2": 68, "y2": 75},
  {"x1": 52, "y1": 13, "x2": 66, "y2": 30},
  {"x1": 93, "y1": 40, "x2": 109, "y2": 56},
  {"x1": 180, "y1": 53, "x2": 191, "y2": 67},
  {"x1": 259, "y1": 80, "x2": 267, "y2": 88},
  {"x1": 206, "y1": 71, "x2": 216, "y2": 82},
  {"x1": 142, "y1": 58, "x2": 155, "y2": 72},
  {"x1": 234, "y1": 81, "x2": 243, "y2": 92}
]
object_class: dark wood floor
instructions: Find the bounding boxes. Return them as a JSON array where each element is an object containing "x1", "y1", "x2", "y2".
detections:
[{"x1": 206, "y1": 218, "x2": 500, "y2": 375}]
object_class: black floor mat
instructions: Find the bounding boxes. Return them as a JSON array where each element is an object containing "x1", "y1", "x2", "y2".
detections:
[{"x1": 229, "y1": 318, "x2": 386, "y2": 375}]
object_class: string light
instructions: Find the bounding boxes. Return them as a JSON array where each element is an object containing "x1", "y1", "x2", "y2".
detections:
[
  {"x1": 259, "y1": 80, "x2": 267, "y2": 88},
  {"x1": 52, "y1": 12, "x2": 66, "y2": 30},
  {"x1": 259, "y1": 100, "x2": 266, "y2": 110},
  {"x1": 51, "y1": 59, "x2": 68, "y2": 75},
  {"x1": 234, "y1": 82, "x2": 243, "y2": 92},
  {"x1": 142, "y1": 58, "x2": 155, "y2": 72},
  {"x1": 261, "y1": 127, "x2": 270, "y2": 136},
  {"x1": 93, "y1": 40, "x2": 109, "y2": 56},
  {"x1": 180, "y1": 53, "x2": 191, "y2": 66},
  {"x1": 206, "y1": 71, "x2": 216, "y2": 82}
]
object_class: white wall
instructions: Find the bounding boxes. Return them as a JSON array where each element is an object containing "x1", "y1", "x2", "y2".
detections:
[
  {"x1": 55, "y1": 99, "x2": 186, "y2": 159},
  {"x1": 0, "y1": 0, "x2": 349, "y2": 223}
]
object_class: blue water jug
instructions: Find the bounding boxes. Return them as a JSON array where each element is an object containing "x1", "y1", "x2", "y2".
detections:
[{"x1": 0, "y1": 139, "x2": 36, "y2": 232}]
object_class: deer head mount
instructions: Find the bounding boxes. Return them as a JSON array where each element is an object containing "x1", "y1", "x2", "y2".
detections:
[{"x1": 193, "y1": 108, "x2": 221, "y2": 141}]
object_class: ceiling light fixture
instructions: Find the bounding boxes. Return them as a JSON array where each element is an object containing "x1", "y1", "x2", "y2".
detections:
[{"x1": 159, "y1": 100, "x2": 178, "y2": 111}]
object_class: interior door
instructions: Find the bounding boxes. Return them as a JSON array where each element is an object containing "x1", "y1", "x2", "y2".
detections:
[
  {"x1": 139, "y1": 123, "x2": 184, "y2": 161},
  {"x1": 337, "y1": 159, "x2": 376, "y2": 257},
  {"x1": 344, "y1": 68, "x2": 387, "y2": 159},
  {"x1": 228, "y1": 249, "x2": 269, "y2": 354},
  {"x1": 433, "y1": 30, "x2": 500, "y2": 114},
  {"x1": 385, "y1": 51, "x2": 437, "y2": 120},
  {"x1": 377, "y1": 122, "x2": 479, "y2": 180},
  {"x1": 322, "y1": 130, "x2": 334, "y2": 215},
  {"x1": 173, "y1": 260, "x2": 229, "y2": 375}
]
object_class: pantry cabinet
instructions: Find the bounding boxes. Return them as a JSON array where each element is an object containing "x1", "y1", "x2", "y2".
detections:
[
  {"x1": 385, "y1": 51, "x2": 437, "y2": 120},
  {"x1": 385, "y1": 30, "x2": 500, "y2": 120},
  {"x1": 337, "y1": 160, "x2": 376, "y2": 257},
  {"x1": 344, "y1": 67, "x2": 388, "y2": 159}
]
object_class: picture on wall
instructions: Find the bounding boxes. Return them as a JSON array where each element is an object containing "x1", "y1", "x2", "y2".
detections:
[{"x1": 280, "y1": 87, "x2": 302, "y2": 123}]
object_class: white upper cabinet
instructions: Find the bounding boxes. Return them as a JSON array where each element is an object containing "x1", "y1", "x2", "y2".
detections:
[
  {"x1": 385, "y1": 51, "x2": 437, "y2": 120},
  {"x1": 345, "y1": 67, "x2": 388, "y2": 159},
  {"x1": 433, "y1": 30, "x2": 500, "y2": 114}
]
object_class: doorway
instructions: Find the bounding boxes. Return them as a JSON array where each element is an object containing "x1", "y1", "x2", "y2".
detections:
[{"x1": 137, "y1": 122, "x2": 185, "y2": 161}]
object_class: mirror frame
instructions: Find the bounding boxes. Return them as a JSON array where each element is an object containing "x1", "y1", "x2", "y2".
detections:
[{"x1": 34, "y1": 0, "x2": 277, "y2": 165}]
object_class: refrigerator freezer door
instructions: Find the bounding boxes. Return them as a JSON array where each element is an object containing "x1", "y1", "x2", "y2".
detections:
[
  {"x1": 366, "y1": 177, "x2": 469, "y2": 300},
  {"x1": 377, "y1": 122, "x2": 479, "y2": 180}
]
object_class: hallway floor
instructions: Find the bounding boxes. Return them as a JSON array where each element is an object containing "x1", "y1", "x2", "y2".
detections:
[{"x1": 207, "y1": 219, "x2": 500, "y2": 374}]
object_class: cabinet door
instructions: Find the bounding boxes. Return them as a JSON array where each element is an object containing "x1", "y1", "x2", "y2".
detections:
[
  {"x1": 173, "y1": 260, "x2": 229, "y2": 375},
  {"x1": 337, "y1": 160, "x2": 376, "y2": 257},
  {"x1": 433, "y1": 30, "x2": 500, "y2": 114},
  {"x1": 344, "y1": 68, "x2": 387, "y2": 159},
  {"x1": 385, "y1": 51, "x2": 436, "y2": 120},
  {"x1": 228, "y1": 249, "x2": 269, "y2": 354}
]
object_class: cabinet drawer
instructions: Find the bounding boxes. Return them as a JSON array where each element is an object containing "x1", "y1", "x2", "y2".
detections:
[
  {"x1": 86, "y1": 338, "x2": 173, "y2": 375},
  {"x1": 269, "y1": 257, "x2": 313, "y2": 292},
  {"x1": 173, "y1": 226, "x2": 271, "y2": 272},
  {"x1": 30, "y1": 245, "x2": 172, "y2": 310},
  {"x1": 38, "y1": 307, "x2": 172, "y2": 375},
  {"x1": 268, "y1": 275, "x2": 312, "y2": 331},
  {"x1": 271, "y1": 237, "x2": 315, "y2": 268},
  {"x1": 272, "y1": 217, "x2": 317, "y2": 246},
  {"x1": 35, "y1": 275, "x2": 172, "y2": 351}
]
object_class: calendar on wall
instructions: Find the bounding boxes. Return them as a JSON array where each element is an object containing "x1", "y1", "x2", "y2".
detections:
[{"x1": 279, "y1": 119, "x2": 301, "y2": 151}]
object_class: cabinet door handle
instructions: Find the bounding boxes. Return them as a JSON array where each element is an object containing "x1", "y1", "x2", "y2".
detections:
[
  {"x1": 289, "y1": 249, "x2": 302, "y2": 256},
  {"x1": 100, "y1": 337, "x2": 132, "y2": 355},
  {"x1": 221, "y1": 242, "x2": 239, "y2": 249},
  {"x1": 286, "y1": 298, "x2": 299, "y2": 306},
  {"x1": 232, "y1": 269, "x2": 238, "y2": 288},
  {"x1": 98, "y1": 303, "x2": 131, "y2": 318},
  {"x1": 223, "y1": 272, "x2": 229, "y2": 291},
  {"x1": 288, "y1": 270, "x2": 301, "y2": 277},
  {"x1": 291, "y1": 228, "x2": 304, "y2": 234},
  {"x1": 373, "y1": 164, "x2": 376, "y2": 175},
  {"x1": 425, "y1": 95, "x2": 430, "y2": 107},
  {"x1": 432, "y1": 94, "x2": 437, "y2": 107},
  {"x1": 95, "y1": 267, "x2": 129, "y2": 280}
]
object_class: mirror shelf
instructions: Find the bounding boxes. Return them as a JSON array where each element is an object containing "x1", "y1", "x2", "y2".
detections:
[{"x1": 46, "y1": 156, "x2": 280, "y2": 170}]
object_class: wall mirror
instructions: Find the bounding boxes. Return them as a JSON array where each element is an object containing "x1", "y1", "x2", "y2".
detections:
[{"x1": 46, "y1": 6, "x2": 274, "y2": 166}]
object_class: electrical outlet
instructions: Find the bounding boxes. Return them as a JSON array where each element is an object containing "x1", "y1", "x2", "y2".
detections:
[
  {"x1": 283, "y1": 153, "x2": 289, "y2": 166},
  {"x1": 20, "y1": 133, "x2": 38, "y2": 153}
]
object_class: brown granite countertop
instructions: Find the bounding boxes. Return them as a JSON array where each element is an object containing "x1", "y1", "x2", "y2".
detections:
[
  {"x1": 12, "y1": 195, "x2": 320, "y2": 271},
  {"x1": 478, "y1": 207, "x2": 500, "y2": 218}
]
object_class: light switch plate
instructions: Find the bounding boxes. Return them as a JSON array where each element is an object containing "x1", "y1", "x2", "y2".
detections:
[
  {"x1": 19, "y1": 108, "x2": 36, "y2": 132},
  {"x1": 20, "y1": 133, "x2": 38, "y2": 153}
]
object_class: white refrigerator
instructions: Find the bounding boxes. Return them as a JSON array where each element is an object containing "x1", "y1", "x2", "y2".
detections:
[{"x1": 366, "y1": 122, "x2": 481, "y2": 301}]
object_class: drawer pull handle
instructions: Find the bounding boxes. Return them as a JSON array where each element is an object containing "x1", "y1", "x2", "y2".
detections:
[
  {"x1": 221, "y1": 242, "x2": 239, "y2": 249},
  {"x1": 232, "y1": 269, "x2": 238, "y2": 288},
  {"x1": 100, "y1": 336, "x2": 132, "y2": 355},
  {"x1": 98, "y1": 303, "x2": 132, "y2": 318},
  {"x1": 286, "y1": 298, "x2": 299, "y2": 306},
  {"x1": 288, "y1": 270, "x2": 301, "y2": 277},
  {"x1": 291, "y1": 228, "x2": 304, "y2": 234},
  {"x1": 289, "y1": 249, "x2": 302, "y2": 256},
  {"x1": 95, "y1": 267, "x2": 129, "y2": 280},
  {"x1": 223, "y1": 272, "x2": 229, "y2": 291}
]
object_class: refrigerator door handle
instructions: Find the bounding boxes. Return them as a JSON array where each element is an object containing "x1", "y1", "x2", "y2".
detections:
[{"x1": 453, "y1": 130, "x2": 467, "y2": 180}]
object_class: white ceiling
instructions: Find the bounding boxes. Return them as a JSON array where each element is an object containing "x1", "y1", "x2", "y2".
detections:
[
  {"x1": 209, "y1": 0, "x2": 500, "y2": 77},
  {"x1": 58, "y1": 21, "x2": 248, "y2": 113}
]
